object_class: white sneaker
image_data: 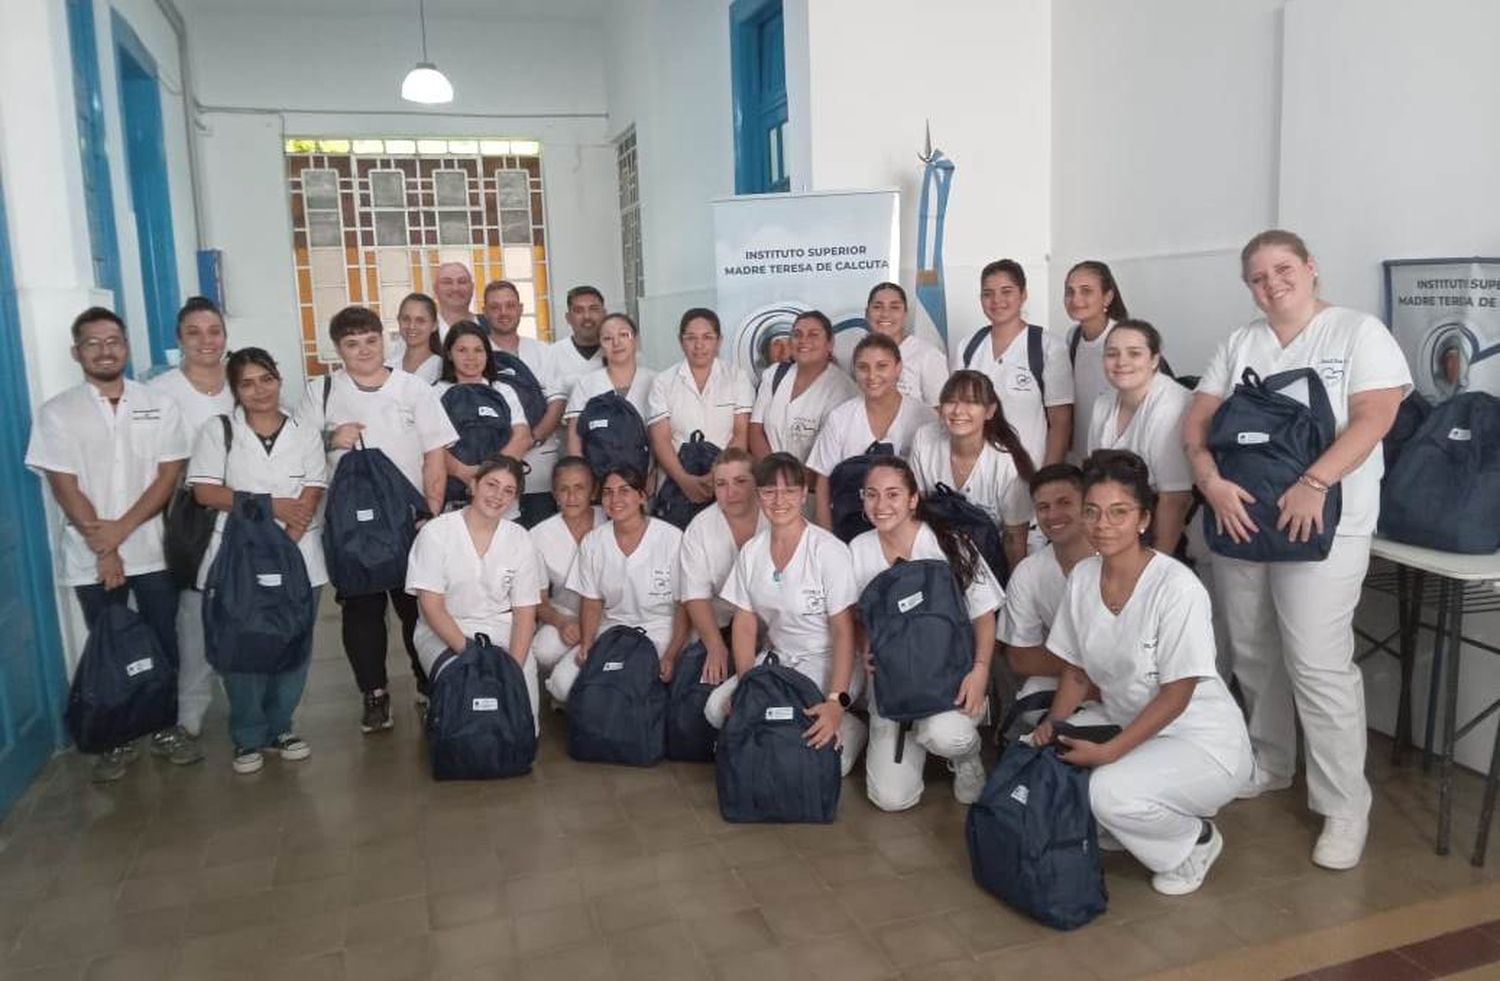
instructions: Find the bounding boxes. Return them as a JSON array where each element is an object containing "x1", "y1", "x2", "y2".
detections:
[
  {"x1": 951, "y1": 753, "x2": 987, "y2": 805},
  {"x1": 1235, "y1": 768, "x2": 1294, "y2": 800},
  {"x1": 232, "y1": 748, "x2": 264, "y2": 775},
  {"x1": 1151, "y1": 823, "x2": 1223, "y2": 896},
  {"x1": 1312, "y1": 817, "x2": 1367, "y2": 870}
]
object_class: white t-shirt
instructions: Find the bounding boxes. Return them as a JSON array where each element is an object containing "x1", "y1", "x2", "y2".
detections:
[
  {"x1": 804, "y1": 395, "x2": 937, "y2": 477},
  {"x1": 148, "y1": 368, "x2": 235, "y2": 448},
  {"x1": 749, "y1": 362, "x2": 860, "y2": 462},
  {"x1": 849, "y1": 523, "x2": 1002, "y2": 620},
  {"x1": 384, "y1": 339, "x2": 442, "y2": 385},
  {"x1": 720, "y1": 523, "x2": 856, "y2": 686},
  {"x1": 547, "y1": 338, "x2": 604, "y2": 397},
  {"x1": 565, "y1": 518, "x2": 682, "y2": 655},
  {"x1": 1068, "y1": 321, "x2": 1115, "y2": 461},
  {"x1": 529, "y1": 508, "x2": 605, "y2": 615},
  {"x1": 950, "y1": 324, "x2": 1075, "y2": 467},
  {"x1": 564, "y1": 365, "x2": 658, "y2": 423},
  {"x1": 898, "y1": 335, "x2": 951, "y2": 408},
  {"x1": 298, "y1": 368, "x2": 457, "y2": 496},
  {"x1": 908, "y1": 422, "x2": 1034, "y2": 528},
  {"x1": 998, "y1": 545, "x2": 1071, "y2": 700},
  {"x1": 1196, "y1": 306, "x2": 1413, "y2": 536},
  {"x1": 493, "y1": 335, "x2": 564, "y2": 494},
  {"x1": 406, "y1": 512, "x2": 543, "y2": 645},
  {"x1": 25, "y1": 380, "x2": 190, "y2": 585},
  {"x1": 1087, "y1": 372, "x2": 1195, "y2": 493},
  {"x1": 646, "y1": 358, "x2": 754, "y2": 450},
  {"x1": 679, "y1": 505, "x2": 767, "y2": 628},
  {"x1": 186, "y1": 409, "x2": 330, "y2": 589},
  {"x1": 1047, "y1": 552, "x2": 1250, "y2": 773}
]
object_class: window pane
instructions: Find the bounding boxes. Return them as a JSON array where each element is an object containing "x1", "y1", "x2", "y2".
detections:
[
  {"x1": 370, "y1": 170, "x2": 405, "y2": 208},
  {"x1": 500, "y1": 209, "x2": 531, "y2": 243},
  {"x1": 438, "y1": 210, "x2": 471, "y2": 245},
  {"x1": 434, "y1": 170, "x2": 468, "y2": 208},
  {"x1": 496, "y1": 170, "x2": 529, "y2": 211},
  {"x1": 309, "y1": 211, "x2": 342, "y2": 247},
  {"x1": 374, "y1": 211, "x2": 408, "y2": 247},
  {"x1": 303, "y1": 168, "x2": 338, "y2": 210}
]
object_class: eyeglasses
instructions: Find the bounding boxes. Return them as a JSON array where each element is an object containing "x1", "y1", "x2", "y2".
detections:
[
  {"x1": 77, "y1": 337, "x2": 126, "y2": 353},
  {"x1": 757, "y1": 486, "x2": 803, "y2": 500},
  {"x1": 1082, "y1": 504, "x2": 1142, "y2": 526}
]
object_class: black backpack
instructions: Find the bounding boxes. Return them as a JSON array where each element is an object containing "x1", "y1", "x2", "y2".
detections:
[
  {"x1": 1380, "y1": 392, "x2": 1500, "y2": 554},
  {"x1": 769, "y1": 360, "x2": 794, "y2": 395},
  {"x1": 162, "y1": 415, "x2": 232, "y2": 589},
  {"x1": 567, "y1": 625, "x2": 667, "y2": 766},
  {"x1": 202, "y1": 493, "x2": 318, "y2": 674},
  {"x1": 441, "y1": 383, "x2": 515, "y2": 505},
  {"x1": 576, "y1": 392, "x2": 651, "y2": 479},
  {"x1": 665, "y1": 640, "x2": 721, "y2": 762},
  {"x1": 924, "y1": 483, "x2": 1009, "y2": 584},
  {"x1": 1204, "y1": 367, "x2": 1340, "y2": 562},
  {"x1": 966, "y1": 743, "x2": 1107, "y2": 930},
  {"x1": 426, "y1": 634, "x2": 537, "y2": 780},
  {"x1": 652, "y1": 431, "x2": 722, "y2": 530},
  {"x1": 715, "y1": 654, "x2": 841, "y2": 823},
  {"x1": 857, "y1": 559, "x2": 973, "y2": 762},
  {"x1": 323, "y1": 444, "x2": 431, "y2": 597},
  {"x1": 490, "y1": 349, "x2": 549, "y2": 428},
  {"x1": 66, "y1": 604, "x2": 178, "y2": 753},
  {"x1": 1382, "y1": 392, "x2": 1432, "y2": 472},
  {"x1": 827, "y1": 440, "x2": 894, "y2": 543},
  {"x1": 963, "y1": 324, "x2": 1048, "y2": 399}
]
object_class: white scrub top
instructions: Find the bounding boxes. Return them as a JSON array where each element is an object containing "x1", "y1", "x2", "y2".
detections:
[
  {"x1": 749, "y1": 362, "x2": 859, "y2": 462},
  {"x1": 998, "y1": 545, "x2": 1067, "y2": 649},
  {"x1": 384, "y1": 339, "x2": 443, "y2": 385},
  {"x1": 849, "y1": 523, "x2": 1002, "y2": 620},
  {"x1": 1196, "y1": 306, "x2": 1412, "y2": 537},
  {"x1": 680, "y1": 505, "x2": 767, "y2": 628},
  {"x1": 565, "y1": 517, "x2": 682, "y2": 654},
  {"x1": 406, "y1": 512, "x2": 544, "y2": 645},
  {"x1": 298, "y1": 368, "x2": 457, "y2": 496},
  {"x1": 1047, "y1": 552, "x2": 1249, "y2": 773},
  {"x1": 547, "y1": 338, "x2": 604, "y2": 397},
  {"x1": 564, "y1": 365, "x2": 658, "y2": 423},
  {"x1": 720, "y1": 524, "x2": 857, "y2": 682},
  {"x1": 494, "y1": 335, "x2": 565, "y2": 494},
  {"x1": 1087, "y1": 372, "x2": 1195, "y2": 493},
  {"x1": 529, "y1": 507, "x2": 606, "y2": 615},
  {"x1": 1068, "y1": 321, "x2": 1115, "y2": 460},
  {"x1": 898, "y1": 335, "x2": 951, "y2": 408},
  {"x1": 148, "y1": 368, "x2": 234, "y2": 447},
  {"x1": 186, "y1": 409, "x2": 330, "y2": 589},
  {"x1": 950, "y1": 324, "x2": 1075, "y2": 468},
  {"x1": 908, "y1": 422, "x2": 1034, "y2": 528},
  {"x1": 25, "y1": 380, "x2": 190, "y2": 585},
  {"x1": 804, "y1": 395, "x2": 937, "y2": 477},
  {"x1": 646, "y1": 358, "x2": 754, "y2": 450}
]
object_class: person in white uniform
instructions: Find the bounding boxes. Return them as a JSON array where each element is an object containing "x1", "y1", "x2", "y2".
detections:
[
  {"x1": 548, "y1": 286, "x2": 606, "y2": 397},
  {"x1": 909, "y1": 369, "x2": 1035, "y2": 572},
  {"x1": 648, "y1": 308, "x2": 754, "y2": 508},
  {"x1": 950, "y1": 259, "x2": 1074, "y2": 468},
  {"x1": 530, "y1": 457, "x2": 606, "y2": 686},
  {"x1": 546, "y1": 465, "x2": 689, "y2": 701},
  {"x1": 26, "y1": 307, "x2": 191, "y2": 782},
  {"x1": 853, "y1": 457, "x2": 995, "y2": 810},
  {"x1": 864, "y1": 282, "x2": 949, "y2": 408},
  {"x1": 705, "y1": 454, "x2": 868, "y2": 776},
  {"x1": 434, "y1": 322, "x2": 532, "y2": 508},
  {"x1": 1031, "y1": 450, "x2": 1252, "y2": 896},
  {"x1": 1183, "y1": 229, "x2": 1411, "y2": 871},
  {"x1": 806, "y1": 333, "x2": 937, "y2": 530},
  {"x1": 386, "y1": 292, "x2": 443, "y2": 384},
  {"x1": 187, "y1": 347, "x2": 327, "y2": 774},
  {"x1": 564, "y1": 313, "x2": 658, "y2": 460},
  {"x1": 748, "y1": 310, "x2": 859, "y2": 463},
  {"x1": 406, "y1": 456, "x2": 544, "y2": 730},
  {"x1": 678, "y1": 448, "x2": 766, "y2": 684},
  {"x1": 148, "y1": 296, "x2": 234, "y2": 761},
  {"x1": 1063, "y1": 261, "x2": 1128, "y2": 459}
]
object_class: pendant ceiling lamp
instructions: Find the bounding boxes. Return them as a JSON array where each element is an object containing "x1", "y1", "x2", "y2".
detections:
[{"x1": 400, "y1": 0, "x2": 453, "y2": 104}]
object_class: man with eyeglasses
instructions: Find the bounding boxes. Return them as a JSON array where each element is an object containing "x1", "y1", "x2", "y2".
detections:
[{"x1": 26, "y1": 307, "x2": 191, "y2": 782}]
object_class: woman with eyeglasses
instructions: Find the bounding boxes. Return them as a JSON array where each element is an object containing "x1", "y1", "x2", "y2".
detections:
[
  {"x1": 1029, "y1": 450, "x2": 1250, "y2": 897},
  {"x1": 704, "y1": 453, "x2": 867, "y2": 774}
]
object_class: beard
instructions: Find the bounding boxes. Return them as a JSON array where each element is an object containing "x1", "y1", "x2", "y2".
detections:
[{"x1": 83, "y1": 364, "x2": 125, "y2": 383}]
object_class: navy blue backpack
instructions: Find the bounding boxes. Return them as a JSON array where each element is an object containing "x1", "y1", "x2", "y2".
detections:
[
  {"x1": 653, "y1": 431, "x2": 722, "y2": 530},
  {"x1": 490, "y1": 349, "x2": 549, "y2": 429},
  {"x1": 827, "y1": 441, "x2": 894, "y2": 543},
  {"x1": 323, "y1": 444, "x2": 431, "y2": 596},
  {"x1": 203, "y1": 493, "x2": 317, "y2": 675},
  {"x1": 924, "y1": 483, "x2": 1009, "y2": 584},
  {"x1": 567, "y1": 626, "x2": 667, "y2": 766},
  {"x1": 66, "y1": 604, "x2": 178, "y2": 753},
  {"x1": 426, "y1": 634, "x2": 537, "y2": 780},
  {"x1": 716, "y1": 654, "x2": 841, "y2": 823},
  {"x1": 966, "y1": 743, "x2": 1107, "y2": 930},
  {"x1": 665, "y1": 640, "x2": 720, "y2": 762},
  {"x1": 441, "y1": 383, "x2": 515, "y2": 506},
  {"x1": 576, "y1": 392, "x2": 651, "y2": 479},
  {"x1": 1380, "y1": 392, "x2": 1500, "y2": 554},
  {"x1": 1382, "y1": 392, "x2": 1432, "y2": 473},
  {"x1": 1204, "y1": 367, "x2": 1340, "y2": 562},
  {"x1": 857, "y1": 558, "x2": 973, "y2": 761}
]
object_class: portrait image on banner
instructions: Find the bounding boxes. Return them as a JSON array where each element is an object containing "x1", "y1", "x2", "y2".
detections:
[{"x1": 1384, "y1": 258, "x2": 1500, "y2": 402}]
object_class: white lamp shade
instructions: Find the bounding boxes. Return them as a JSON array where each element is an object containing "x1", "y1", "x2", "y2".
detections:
[{"x1": 401, "y1": 62, "x2": 454, "y2": 104}]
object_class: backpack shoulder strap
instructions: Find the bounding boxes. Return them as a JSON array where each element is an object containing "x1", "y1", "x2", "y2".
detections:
[
  {"x1": 962, "y1": 326, "x2": 992, "y2": 368},
  {"x1": 1067, "y1": 325, "x2": 1082, "y2": 366},
  {"x1": 771, "y1": 360, "x2": 794, "y2": 395},
  {"x1": 1027, "y1": 324, "x2": 1047, "y2": 402},
  {"x1": 321, "y1": 373, "x2": 332, "y2": 414},
  {"x1": 219, "y1": 414, "x2": 232, "y2": 451}
]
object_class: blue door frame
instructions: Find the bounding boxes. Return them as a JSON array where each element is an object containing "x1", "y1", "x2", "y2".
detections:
[
  {"x1": 0, "y1": 170, "x2": 69, "y2": 818},
  {"x1": 66, "y1": 0, "x2": 126, "y2": 309},
  {"x1": 730, "y1": 0, "x2": 790, "y2": 194},
  {"x1": 112, "y1": 10, "x2": 180, "y2": 368}
]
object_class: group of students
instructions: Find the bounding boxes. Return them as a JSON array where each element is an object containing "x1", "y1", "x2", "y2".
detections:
[{"x1": 26, "y1": 227, "x2": 1414, "y2": 900}]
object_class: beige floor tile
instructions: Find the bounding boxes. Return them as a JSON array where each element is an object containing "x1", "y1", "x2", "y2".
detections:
[
  {"x1": 79, "y1": 946, "x2": 177, "y2": 981},
  {"x1": 683, "y1": 907, "x2": 777, "y2": 959},
  {"x1": 429, "y1": 919, "x2": 516, "y2": 974},
  {"x1": 427, "y1": 884, "x2": 509, "y2": 931},
  {"x1": 607, "y1": 919, "x2": 708, "y2": 979},
  {"x1": 787, "y1": 930, "x2": 900, "y2": 979},
  {"x1": 876, "y1": 913, "x2": 971, "y2": 969},
  {"x1": 757, "y1": 892, "x2": 860, "y2": 943},
  {"x1": 518, "y1": 940, "x2": 614, "y2": 981},
  {"x1": 343, "y1": 894, "x2": 430, "y2": 949},
  {"x1": 589, "y1": 882, "x2": 678, "y2": 935},
  {"x1": 512, "y1": 902, "x2": 595, "y2": 958}
]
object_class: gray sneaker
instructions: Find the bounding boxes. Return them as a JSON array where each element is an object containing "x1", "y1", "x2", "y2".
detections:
[
  {"x1": 267, "y1": 733, "x2": 311, "y2": 761},
  {"x1": 361, "y1": 692, "x2": 393, "y2": 734},
  {"x1": 91, "y1": 747, "x2": 130, "y2": 783},
  {"x1": 149, "y1": 726, "x2": 205, "y2": 765}
]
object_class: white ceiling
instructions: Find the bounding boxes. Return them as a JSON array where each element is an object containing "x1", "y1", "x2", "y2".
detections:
[{"x1": 175, "y1": 0, "x2": 609, "y2": 20}]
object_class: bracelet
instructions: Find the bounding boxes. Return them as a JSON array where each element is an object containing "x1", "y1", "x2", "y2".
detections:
[{"x1": 1298, "y1": 473, "x2": 1330, "y2": 494}]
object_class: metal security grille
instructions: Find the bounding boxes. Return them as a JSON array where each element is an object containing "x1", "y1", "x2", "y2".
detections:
[{"x1": 616, "y1": 127, "x2": 644, "y2": 323}]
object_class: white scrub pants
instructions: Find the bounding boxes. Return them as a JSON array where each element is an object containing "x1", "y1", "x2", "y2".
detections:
[
  {"x1": 1090, "y1": 735, "x2": 1251, "y2": 873},
  {"x1": 175, "y1": 591, "x2": 214, "y2": 736},
  {"x1": 544, "y1": 648, "x2": 586, "y2": 703},
  {"x1": 415, "y1": 621, "x2": 541, "y2": 736},
  {"x1": 866, "y1": 695, "x2": 979, "y2": 812},
  {"x1": 1185, "y1": 521, "x2": 1233, "y2": 681},
  {"x1": 703, "y1": 654, "x2": 868, "y2": 778},
  {"x1": 531, "y1": 623, "x2": 575, "y2": 675},
  {"x1": 1213, "y1": 534, "x2": 1373, "y2": 820}
]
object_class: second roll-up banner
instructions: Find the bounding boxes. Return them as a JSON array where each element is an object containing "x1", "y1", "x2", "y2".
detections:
[{"x1": 713, "y1": 189, "x2": 900, "y2": 384}]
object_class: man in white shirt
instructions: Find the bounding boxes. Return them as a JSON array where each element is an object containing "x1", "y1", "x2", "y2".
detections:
[
  {"x1": 433, "y1": 262, "x2": 476, "y2": 336},
  {"x1": 548, "y1": 285, "x2": 605, "y2": 394},
  {"x1": 25, "y1": 308, "x2": 191, "y2": 782}
]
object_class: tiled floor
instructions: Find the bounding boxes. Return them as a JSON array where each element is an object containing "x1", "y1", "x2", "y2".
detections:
[{"x1": 2, "y1": 602, "x2": 1499, "y2": 980}]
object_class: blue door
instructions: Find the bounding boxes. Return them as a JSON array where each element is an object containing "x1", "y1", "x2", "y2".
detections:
[
  {"x1": 66, "y1": 0, "x2": 125, "y2": 308},
  {"x1": 0, "y1": 170, "x2": 68, "y2": 818},
  {"x1": 731, "y1": 0, "x2": 790, "y2": 194}
]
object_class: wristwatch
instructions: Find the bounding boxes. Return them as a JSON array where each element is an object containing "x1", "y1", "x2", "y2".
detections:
[{"x1": 827, "y1": 691, "x2": 851, "y2": 709}]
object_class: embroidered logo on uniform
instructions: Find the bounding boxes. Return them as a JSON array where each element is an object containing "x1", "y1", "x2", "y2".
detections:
[
  {"x1": 1010, "y1": 372, "x2": 1034, "y2": 393},
  {"x1": 1449, "y1": 427, "x2": 1473, "y2": 441},
  {"x1": 356, "y1": 508, "x2": 376, "y2": 522},
  {"x1": 471, "y1": 697, "x2": 499, "y2": 711},
  {"x1": 477, "y1": 406, "x2": 499, "y2": 418},
  {"x1": 602, "y1": 661, "x2": 624, "y2": 672},
  {"x1": 256, "y1": 573, "x2": 284, "y2": 587},
  {"x1": 765, "y1": 706, "x2": 794, "y2": 721},
  {"x1": 1236, "y1": 432, "x2": 1270, "y2": 445},
  {"x1": 397, "y1": 406, "x2": 416, "y2": 428},
  {"x1": 802, "y1": 588, "x2": 827, "y2": 615},
  {"x1": 1010, "y1": 784, "x2": 1030, "y2": 805},
  {"x1": 125, "y1": 658, "x2": 154, "y2": 677},
  {"x1": 650, "y1": 567, "x2": 673, "y2": 596},
  {"x1": 897, "y1": 591, "x2": 924, "y2": 613},
  {"x1": 1318, "y1": 358, "x2": 1347, "y2": 384},
  {"x1": 588, "y1": 419, "x2": 610, "y2": 430},
  {"x1": 130, "y1": 409, "x2": 161, "y2": 421}
]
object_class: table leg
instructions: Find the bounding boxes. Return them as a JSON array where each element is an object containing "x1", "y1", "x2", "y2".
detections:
[
  {"x1": 1470, "y1": 703, "x2": 1500, "y2": 867},
  {"x1": 1437, "y1": 585, "x2": 1464, "y2": 857},
  {"x1": 1393, "y1": 567, "x2": 1420, "y2": 764},
  {"x1": 1424, "y1": 579, "x2": 1452, "y2": 773}
]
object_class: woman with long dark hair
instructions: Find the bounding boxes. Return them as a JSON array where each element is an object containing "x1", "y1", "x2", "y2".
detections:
[
  {"x1": 1063, "y1": 261, "x2": 1128, "y2": 456},
  {"x1": 388, "y1": 292, "x2": 444, "y2": 383},
  {"x1": 436, "y1": 321, "x2": 534, "y2": 504},
  {"x1": 864, "y1": 282, "x2": 948, "y2": 407}
]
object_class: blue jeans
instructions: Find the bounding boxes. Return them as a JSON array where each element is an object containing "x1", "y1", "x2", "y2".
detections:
[
  {"x1": 75, "y1": 570, "x2": 181, "y2": 670},
  {"x1": 221, "y1": 586, "x2": 320, "y2": 750}
]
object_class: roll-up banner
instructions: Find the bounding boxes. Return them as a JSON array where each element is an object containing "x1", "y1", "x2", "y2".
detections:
[
  {"x1": 1383, "y1": 257, "x2": 1500, "y2": 402},
  {"x1": 713, "y1": 189, "x2": 900, "y2": 383}
]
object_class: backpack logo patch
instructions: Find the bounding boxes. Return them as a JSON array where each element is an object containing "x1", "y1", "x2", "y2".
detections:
[
  {"x1": 471, "y1": 697, "x2": 499, "y2": 711},
  {"x1": 125, "y1": 658, "x2": 154, "y2": 677},
  {"x1": 477, "y1": 406, "x2": 499, "y2": 418},
  {"x1": 356, "y1": 508, "x2": 376, "y2": 522},
  {"x1": 1236, "y1": 431, "x2": 1270, "y2": 445},
  {"x1": 896, "y1": 591, "x2": 924, "y2": 614},
  {"x1": 1449, "y1": 427, "x2": 1472, "y2": 441},
  {"x1": 588, "y1": 419, "x2": 610, "y2": 431},
  {"x1": 764, "y1": 706, "x2": 794, "y2": 721},
  {"x1": 1010, "y1": 784, "x2": 1030, "y2": 805},
  {"x1": 255, "y1": 573, "x2": 284, "y2": 588},
  {"x1": 602, "y1": 661, "x2": 624, "y2": 672}
]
